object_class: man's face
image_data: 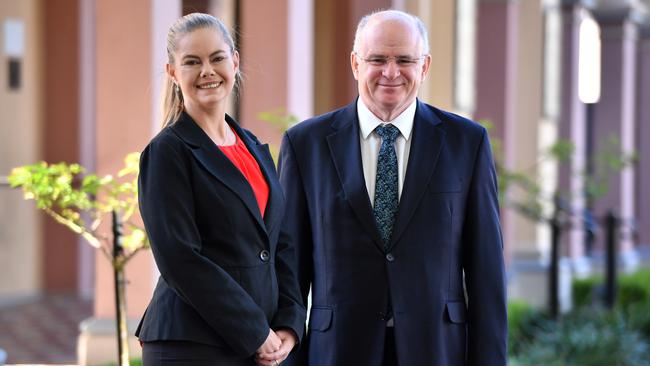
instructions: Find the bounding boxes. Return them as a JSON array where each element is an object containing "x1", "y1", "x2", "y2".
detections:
[{"x1": 351, "y1": 18, "x2": 430, "y2": 121}]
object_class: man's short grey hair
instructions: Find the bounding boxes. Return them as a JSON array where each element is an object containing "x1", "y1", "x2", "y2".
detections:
[{"x1": 352, "y1": 9, "x2": 430, "y2": 55}]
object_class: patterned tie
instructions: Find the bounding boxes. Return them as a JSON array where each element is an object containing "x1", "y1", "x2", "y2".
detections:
[{"x1": 373, "y1": 124, "x2": 400, "y2": 250}]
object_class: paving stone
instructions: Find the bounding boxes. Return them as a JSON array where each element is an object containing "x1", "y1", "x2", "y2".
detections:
[{"x1": 0, "y1": 294, "x2": 92, "y2": 365}]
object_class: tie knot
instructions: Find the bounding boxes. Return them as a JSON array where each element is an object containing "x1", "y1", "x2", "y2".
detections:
[{"x1": 375, "y1": 124, "x2": 400, "y2": 143}]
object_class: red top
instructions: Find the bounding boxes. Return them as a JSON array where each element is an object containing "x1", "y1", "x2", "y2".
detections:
[{"x1": 218, "y1": 129, "x2": 269, "y2": 217}]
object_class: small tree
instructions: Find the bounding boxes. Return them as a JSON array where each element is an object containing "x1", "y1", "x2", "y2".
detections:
[
  {"x1": 258, "y1": 107, "x2": 298, "y2": 163},
  {"x1": 481, "y1": 120, "x2": 637, "y2": 316},
  {"x1": 480, "y1": 120, "x2": 636, "y2": 223},
  {"x1": 8, "y1": 152, "x2": 148, "y2": 366}
]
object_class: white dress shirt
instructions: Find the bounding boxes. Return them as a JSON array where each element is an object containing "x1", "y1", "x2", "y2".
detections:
[{"x1": 358, "y1": 98, "x2": 416, "y2": 207}]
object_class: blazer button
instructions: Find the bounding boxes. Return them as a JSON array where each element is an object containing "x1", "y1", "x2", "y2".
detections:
[
  {"x1": 259, "y1": 250, "x2": 270, "y2": 262},
  {"x1": 386, "y1": 253, "x2": 395, "y2": 262}
]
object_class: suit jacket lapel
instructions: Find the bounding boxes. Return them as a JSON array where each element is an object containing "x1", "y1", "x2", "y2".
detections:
[
  {"x1": 326, "y1": 101, "x2": 385, "y2": 252},
  {"x1": 231, "y1": 118, "x2": 282, "y2": 236},
  {"x1": 389, "y1": 101, "x2": 445, "y2": 250},
  {"x1": 172, "y1": 112, "x2": 268, "y2": 235}
]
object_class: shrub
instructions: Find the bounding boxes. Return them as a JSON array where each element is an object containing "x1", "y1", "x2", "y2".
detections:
[
  {"x1": 572, "y1": 268, "x2": 650, "y2": 310},
  {"x1": 618, "y1": 269, "x2": 650, "y2": 309},
  {"x1": 572, "y1": 276, "x2": 603, "y2": 308},
  {"x1": 510, "y1": 309, "x2": 650, "y2": 366},
  {"x1": 625, "y1": 302, "x2": 650, "y2": 340},
  {"x1": 508, "y1": 300, "x2": 544, "y2": 355}
]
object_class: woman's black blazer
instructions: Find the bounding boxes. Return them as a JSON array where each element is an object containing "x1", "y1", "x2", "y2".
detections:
[{"x1": 135, "y1": 112, "x2": 306, "y2": 357}]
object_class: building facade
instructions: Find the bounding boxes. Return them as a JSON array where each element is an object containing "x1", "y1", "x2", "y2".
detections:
[{"x1": 1, "y1": 0, "x2": 649, "y2": 363}]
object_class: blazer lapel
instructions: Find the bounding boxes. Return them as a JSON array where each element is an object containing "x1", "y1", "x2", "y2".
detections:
[
  {"x1": 172, "y1": 113, "x2": 268, "y2": 235},
  {"x1": 389, "y1": 101, "x2": 445, "y2": 250},
  {"x1": 326, "y1": 102, "x2": 385, "y2": 252},
  {"x1": 231, "y1": 119, "x2": 282, "y2": 236}
]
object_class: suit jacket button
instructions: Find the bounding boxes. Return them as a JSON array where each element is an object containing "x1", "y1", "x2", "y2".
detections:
[
  {"x1": 259, "y1": 250, "x2": 270, "y2": 262},
  {"x1": 386, "y1": 253, "x2": 395, "y2": 262}
]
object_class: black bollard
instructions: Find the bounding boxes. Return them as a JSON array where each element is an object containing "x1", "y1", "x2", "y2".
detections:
[
  {"x1": 604, "y1": 211, "x2": 618, "y2": 309},
  {"x1": 549, "y1": 208, "x2": 561, "y2": 319}
]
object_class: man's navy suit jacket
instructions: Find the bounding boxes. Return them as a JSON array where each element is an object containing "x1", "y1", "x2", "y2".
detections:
[{"x1": 278, "y1": 99, "x2": 507, "y2": 366}]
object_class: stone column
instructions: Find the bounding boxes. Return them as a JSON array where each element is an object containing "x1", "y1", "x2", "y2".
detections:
[
  {"x1": 313, "y1": 0, "x2": 391, "y2": 115},
  {"x1": 288, "y1": 0, "x2": 314, "y2": 122},
  {"x1": 77, "y1": 1, "x2": 180, "y2": 365},
  {"x1": 511, "y1": 0, "x2": 544, "y2": 264},
  {"x1": 475, "y1": 0, "x2": 520, "y2": 263},
  {"x1": 556, "y1": 0, "x2": 590, "y2": 275},
  {"x1": 239, "y1": 0, "x2": 289, "y2": 145},
  {"x1": 238, "y1": 0, "x2": 314, "y2": 142},
  {"x1": 0, "y1": 0, "x2": 43, "y2": 304},
  {"x1": 78, "y1": 0, "x2": 97, "y2": 300},
  {"x1": 635, "y1": 17, "x2": 650, "y2": 249},
  {"x1": 400, "y1": 0, "x2": 457, "y2": 112},
  {"x1": 43, "y1": 0, "x2": 81, "y2": 292},
  {"x1": 592, "y1": 0, "x2": 642, "y2": 270}
]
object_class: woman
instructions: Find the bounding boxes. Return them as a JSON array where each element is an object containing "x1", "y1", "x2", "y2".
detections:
[{"x1": 136, "y1": 13, "x2": 305, "y2": 366}]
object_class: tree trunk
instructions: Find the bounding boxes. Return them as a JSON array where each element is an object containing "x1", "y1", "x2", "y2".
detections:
[{"x1": 113, "y1": 211, "x2": 130, "y2": 366}]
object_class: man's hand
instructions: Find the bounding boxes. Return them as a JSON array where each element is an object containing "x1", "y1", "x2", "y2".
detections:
[{"x1": 255, "y1": 329, "x2": 297, "y2": 366}]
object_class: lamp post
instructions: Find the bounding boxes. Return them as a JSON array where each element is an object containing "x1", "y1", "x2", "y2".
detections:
[
  {"x1": 579, "y1": 13, "x2": 601, "y2": 255},
  {"x1": 547, "y1": 11, "x2": 600, "y2": 316},
  {"x1": 578, "y1": 13, "x2": 604, "y2": 302},
  {"x1": 578, "y1": 13, "x2": 601, "y2": 186}
]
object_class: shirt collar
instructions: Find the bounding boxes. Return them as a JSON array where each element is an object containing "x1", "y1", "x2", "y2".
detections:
[{"x1": 357, "y1": 98, "x2": 416, "y2": 141}]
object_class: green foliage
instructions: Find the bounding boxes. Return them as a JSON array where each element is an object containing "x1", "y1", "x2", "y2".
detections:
[
  {"x1": 510, "y1": 309, "x2": 650, "y2": 366},
  {"x1": 512, "y1": 274, "x2": 650, "y2": 365},
  {"x1": 569, "y1": 269, "x2": 650, "y2": 348},
  {"x1": 258, "y1": 107, "x2": 298, "y2": 133},
  {"x1": 257, "y1": 108, "x2": 298, "y2": 163},
  {"x1": 547, "y1": 140, "x2": 575, "y2": 163},
  {"x1": 626, "y1": 302, "x2": 650, "y2": 340},
  {"x1": 9, "y1": 153, "x2": 147, "y2": 366},
  {"x1": 572, "y1": 276, "x2": 603, "y2": 308},
  {"x1": 571, "y1": 269, "x2": 650, "y2": 311},
  {"x1": 8, "y1": 153, "x2": 148, "y2": 267},
  {"x1": 103, "y1": 359, "x2": 142, "y2": 366},
  {"x1": 584, "y1": 136, "x2": 638, "y2": 206},
  {"x1": 479, "y1": 119, "x2": 565, "y2": 221},
  {"x1": 479, "y1": 120, "x2": 636, "y2": 223},
  {"x1": 508, "y1": 300, "x2": 535, "y2": 329},
  {"x1": 508, "y1": 300, "x2": 543, "y2": 355},
  {"x1": 618, "y1": 269, "x2": 650, "y2": 310}
]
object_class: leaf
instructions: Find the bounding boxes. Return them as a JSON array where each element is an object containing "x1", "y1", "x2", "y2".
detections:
[
  {"x1": 257, "y1": 108, "x2": 298, "y2": 133},
  {"x1": 8, "y1": 153, "x2": 147, "y2": 262},
  {"x1": 121, "y1": 229, "x2": 146, "y2": 252},
  {"x1": 118, "y1": 152, "x2": 141, "y2": 177},
  {"x1": 547, "y1": 140, "x2": 574, "y2": 162}
]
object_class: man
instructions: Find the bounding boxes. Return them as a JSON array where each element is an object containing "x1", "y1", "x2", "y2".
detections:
[{"x1": 278, "y1": 10, "x2": 507, "y2": 366}]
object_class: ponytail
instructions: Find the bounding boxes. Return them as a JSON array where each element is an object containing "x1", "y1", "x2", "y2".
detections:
[{"x1": 161, "y1": 74, "x2": 183, "y2": 129}]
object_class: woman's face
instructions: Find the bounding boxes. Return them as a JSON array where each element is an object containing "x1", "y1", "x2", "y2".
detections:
[{"x1": 167, "y1": 27, "x2": 239, "y2": 113}]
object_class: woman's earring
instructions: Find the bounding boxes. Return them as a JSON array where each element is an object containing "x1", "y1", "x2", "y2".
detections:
[{"x1": 175, "y1": 83, "x2": 180, "y2": 94}]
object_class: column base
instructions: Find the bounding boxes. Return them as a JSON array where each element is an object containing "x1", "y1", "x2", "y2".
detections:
[
  {"x1": 588, "y1": 248, "x2": 640, "y2": 274},
  {"x1": 569, "y1": 255, "x2": 592, "y2": 278},
  {"x1": 77, "y1": 316, "x2": 141, "y2": 366},
  {"x1": 507, "y1": 256, "x2": 574, "y2": 313},
  {"x1": 619, "y1": 249, "x2": 640, "y2": 273}
]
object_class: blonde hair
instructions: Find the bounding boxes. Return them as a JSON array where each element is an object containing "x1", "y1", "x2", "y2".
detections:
[{"x1": 161, "y1": 13, "x2": 238, "y2": 128}]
